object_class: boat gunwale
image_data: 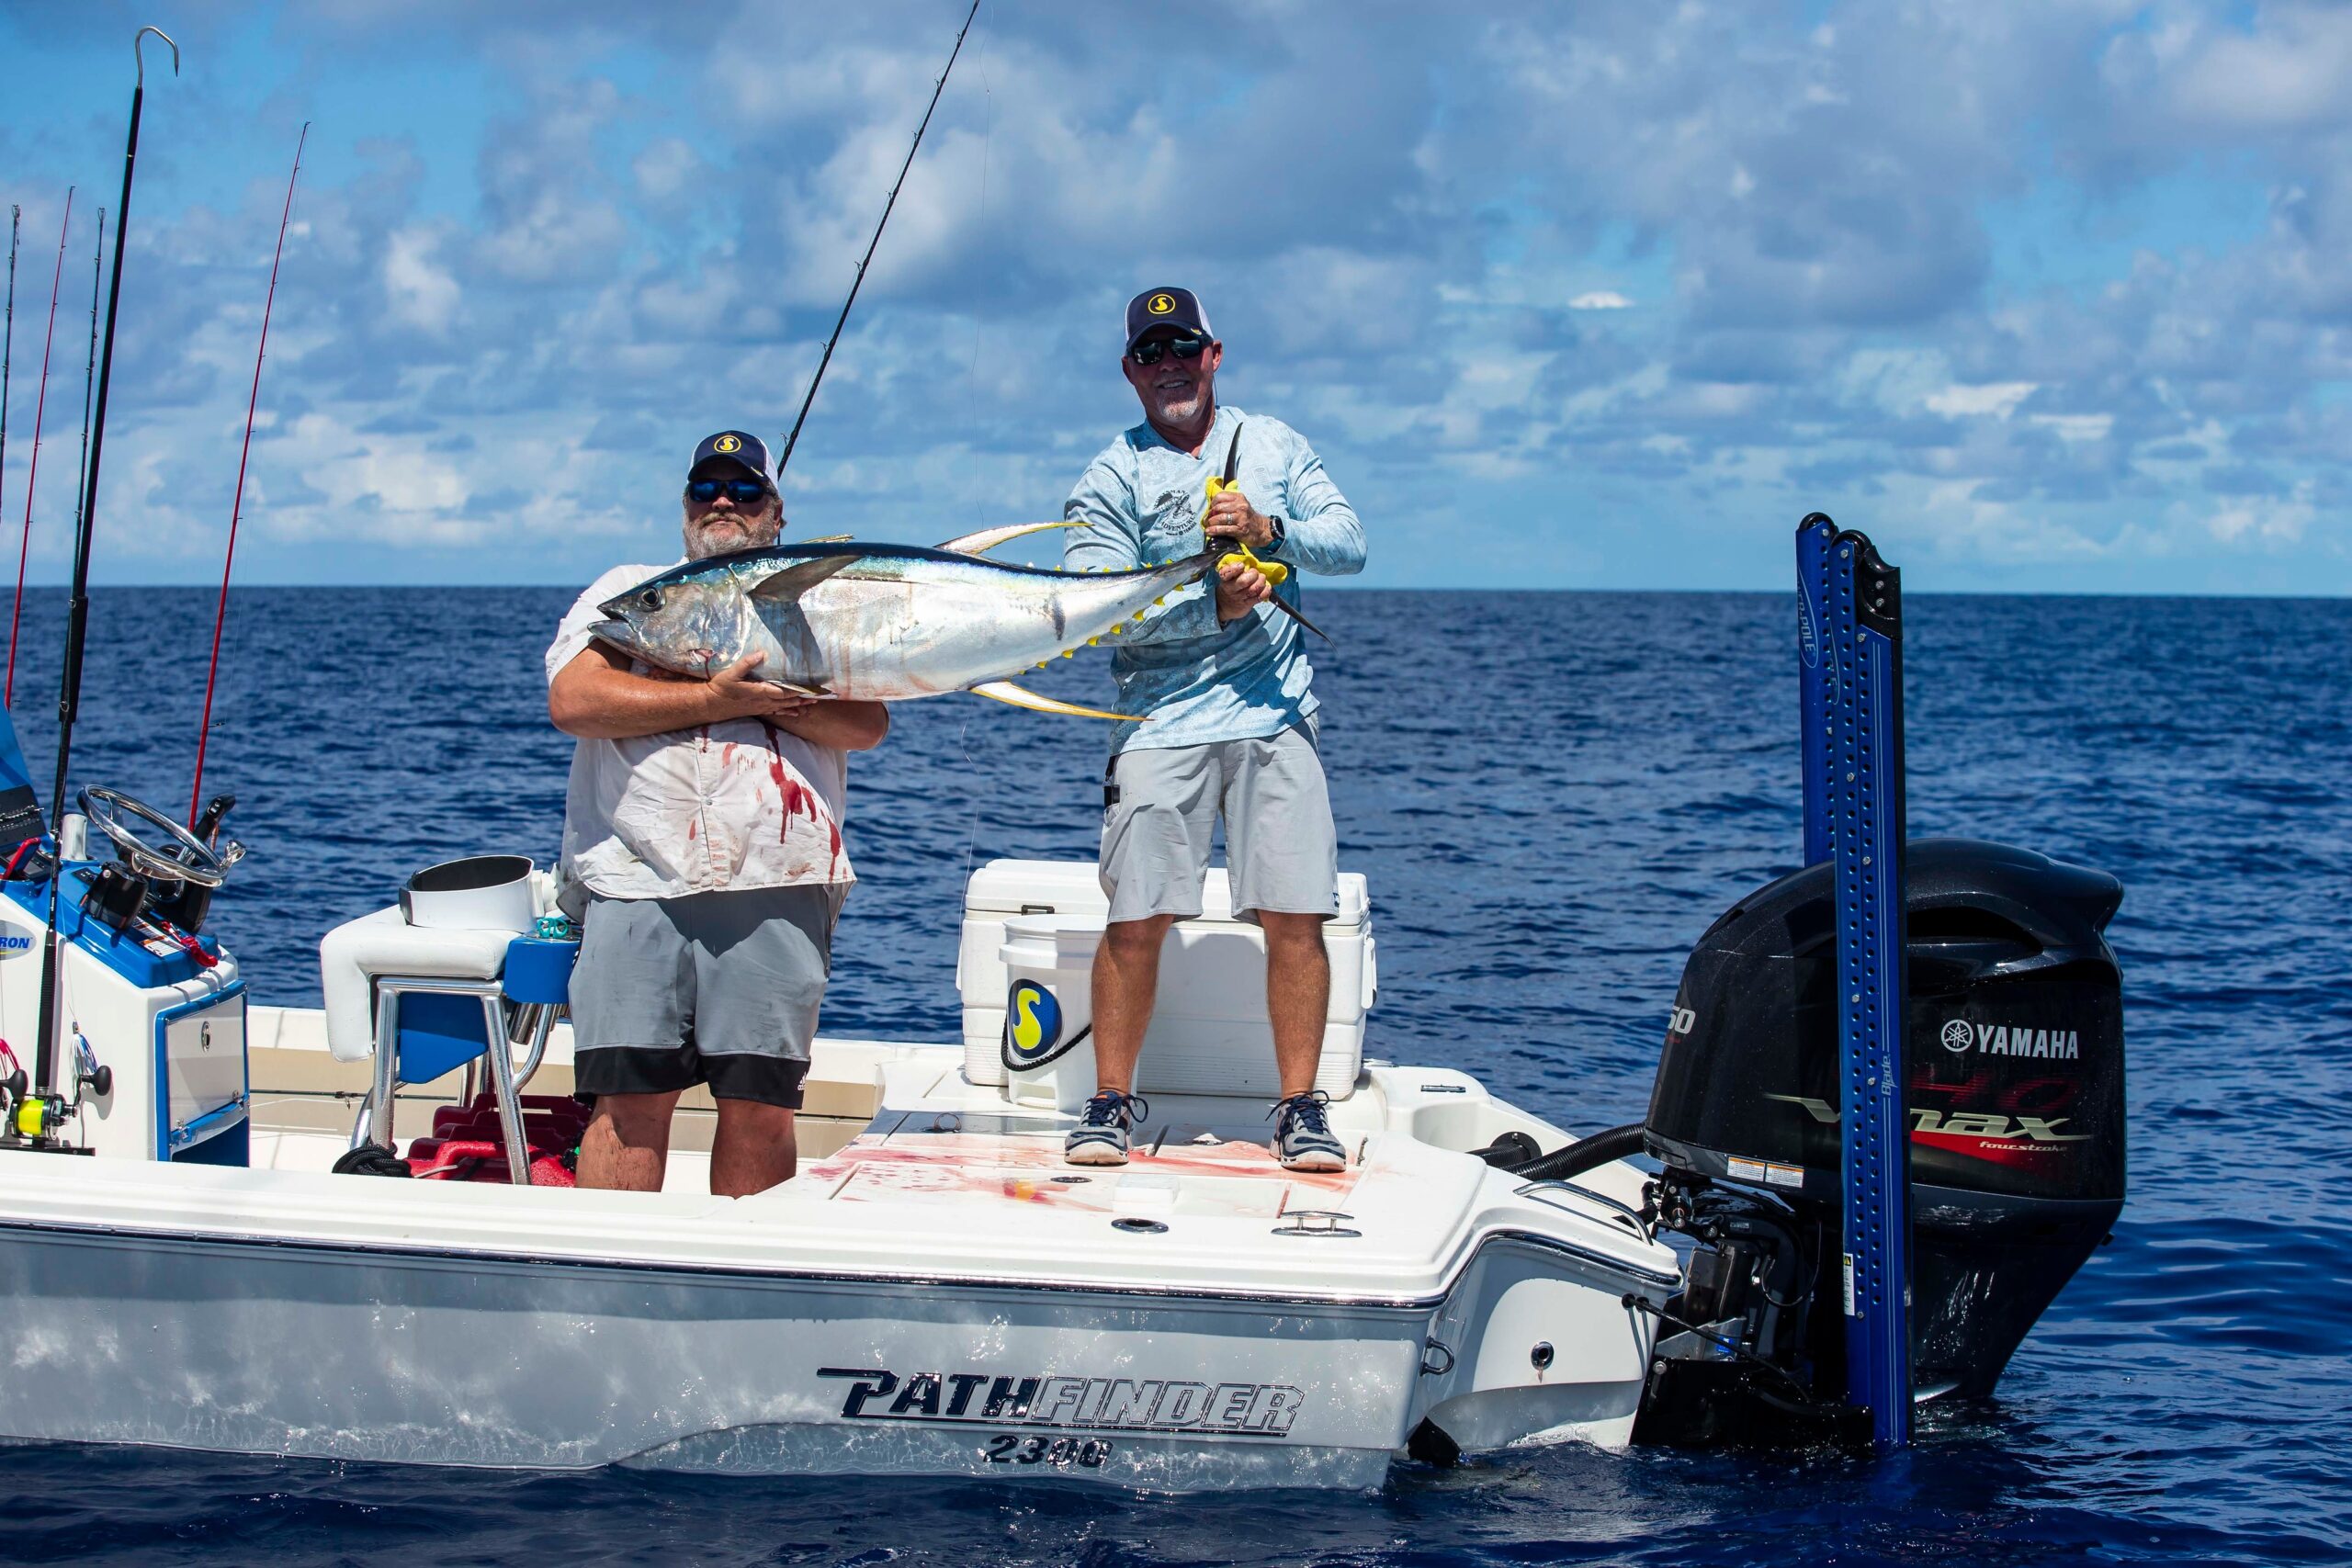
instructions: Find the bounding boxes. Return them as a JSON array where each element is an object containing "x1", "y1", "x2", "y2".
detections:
[{"x1": 0, "y1": 1213, "x2": 1679, "y2": 1306}]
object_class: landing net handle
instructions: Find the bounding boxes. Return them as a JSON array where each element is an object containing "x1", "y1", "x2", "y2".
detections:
[{"x1": 1798, "y1": 514, "x2": 1913, "y2": 1448}]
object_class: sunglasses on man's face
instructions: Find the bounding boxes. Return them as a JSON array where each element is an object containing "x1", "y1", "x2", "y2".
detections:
[
  {"x1": 1129, "y1": 332, "x2": 1210, "y2": 367},
  {"x1": 685, "y1": 477, "x2": 772, "y2": 506}
]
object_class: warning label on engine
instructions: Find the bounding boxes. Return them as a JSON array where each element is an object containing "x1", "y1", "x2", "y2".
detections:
[{"x1": 1727, "y1": 1156, "x2": 1805, "y2": 1190}]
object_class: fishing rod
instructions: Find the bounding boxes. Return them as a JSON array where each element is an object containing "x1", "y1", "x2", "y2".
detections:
[
  {"x1": 71, "y1": 210, "x2": 105, "y2": 558},
  {"x1": 0, "y1": 208, "x2": 17, "y2": 558},
  {"x1": 190, "y1": 124, "x2": 306, "y2": 827},
  {"x1": 26, "y1": 26, "x2": 177, "y2": 1134},
  {"x1": 1204, "y1": 423, "x2": 1333, "y2": 644},
  {"x1": 6, "y1": 190, "x2": 76, "y2": 710},
  {"x1": 774, "y1": 0, "x2": 980, "y2": 482}
]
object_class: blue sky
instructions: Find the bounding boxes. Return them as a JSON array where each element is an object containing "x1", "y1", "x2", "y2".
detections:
[{"x1": 1, "y1": 0, "x2": 2348, "y2": 593}]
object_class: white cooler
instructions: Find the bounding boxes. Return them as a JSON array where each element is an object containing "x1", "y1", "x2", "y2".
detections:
[{"x1": 958, "y1": 858, "x2": 1375, "y2": 1100}]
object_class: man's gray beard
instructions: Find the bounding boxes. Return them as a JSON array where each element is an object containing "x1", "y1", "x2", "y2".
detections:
[{"x1": 684, "y1": 513, "x2": 780, "y2": 560}]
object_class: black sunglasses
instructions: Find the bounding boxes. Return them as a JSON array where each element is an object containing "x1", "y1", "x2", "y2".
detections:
[
  {"x1": 1129, "y1": 332, "x2": 1210, "y2": 367},
  {"x1": 685, "y1": 477, "x2": 772, "y2": 505}
]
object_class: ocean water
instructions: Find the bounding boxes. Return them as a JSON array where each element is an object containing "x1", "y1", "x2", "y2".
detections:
[{"x1": 0, "y1": 584, "x2": 2343, "y2": 1566}]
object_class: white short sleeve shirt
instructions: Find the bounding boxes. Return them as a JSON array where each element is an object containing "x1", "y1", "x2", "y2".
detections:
[{"x1": 548, "y1": 562, "x2": 854, "y2": 900}]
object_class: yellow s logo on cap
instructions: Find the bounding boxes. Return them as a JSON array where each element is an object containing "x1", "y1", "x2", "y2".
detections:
[
  {"x1": 1148, "y1": 293, "x2": 1175, "y2": 315},
  {"x1": 714, "y1": 434, "x2": 742, "y2": 454}
]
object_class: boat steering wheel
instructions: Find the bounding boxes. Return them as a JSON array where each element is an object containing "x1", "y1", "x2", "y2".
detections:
[{"x1": 78, "y1": 786, "x2": 234, "y2": 888}]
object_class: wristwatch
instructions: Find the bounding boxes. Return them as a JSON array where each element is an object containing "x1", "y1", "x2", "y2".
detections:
[{"x1": 1262, "y1": 514, "x2": 1287, "y2": 555}]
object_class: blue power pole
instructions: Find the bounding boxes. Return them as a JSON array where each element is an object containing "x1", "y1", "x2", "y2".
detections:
[
  {"x1": 1796, "y1": 513, "x2": 1837, "y2": 867},
  {"x1": 1801, "y1": 520, "x2": 1913, "y2": 1448}
]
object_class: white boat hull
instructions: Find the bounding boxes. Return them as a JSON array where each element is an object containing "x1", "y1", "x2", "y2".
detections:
[
  {"x1": 0, "y1": 863, "x2": 1677, "y2": 1491},
  {"x1": 0, "y1": 1179, "x2": 1657, "y2": 1487}
]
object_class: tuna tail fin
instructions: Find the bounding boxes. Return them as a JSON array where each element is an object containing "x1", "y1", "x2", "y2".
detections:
[
  {"x1": 937, "y1": 519, "x2": 1080, "y2": 556},
  {"x1": 968, "y1": 680, "x2": 1142, "y2": 722}
]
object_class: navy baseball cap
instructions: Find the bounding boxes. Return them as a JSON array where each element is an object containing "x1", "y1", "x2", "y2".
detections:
[
  {"x1": 687, "y1": 430, "x2": 775, "y2": 485},
  {"x1": 1125, "y1": 287, "x2": 1214, "y2": 353}
]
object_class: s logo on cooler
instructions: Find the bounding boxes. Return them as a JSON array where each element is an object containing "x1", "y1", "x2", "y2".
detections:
[
  {"x1": 1001, "y1": 980, "x2": 1090, "y2": 1075},
  {"x1": 1006, "y1": 980, "x2": 1061, "y2": 1063}
]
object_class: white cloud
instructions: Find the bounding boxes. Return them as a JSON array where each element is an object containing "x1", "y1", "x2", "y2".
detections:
[
  {"x1": 382, "y1": 227, "x2": 458, "y2": 335},
  {"x1": 2206, "y1": 490, "x2": 2314, "y2": 546},
  {"x1": 1927, "y1": 382, "x2": 2038, "y2": 419},
  {"x1": 12, "y1": 0, "x2": 2352, "y2": 591},
  {"x1": 2030, "y1": 412, "x2": 2114, "y2": 443}
]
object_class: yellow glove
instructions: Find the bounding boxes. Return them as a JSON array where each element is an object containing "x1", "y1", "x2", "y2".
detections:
[{"x1": 1205, "y1": 476, "x2": 1289, "y2": 584}]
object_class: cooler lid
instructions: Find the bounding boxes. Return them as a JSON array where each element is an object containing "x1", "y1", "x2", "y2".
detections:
[{"x1": 964, "y1": 858, "x2": 1369, "y2": 931}]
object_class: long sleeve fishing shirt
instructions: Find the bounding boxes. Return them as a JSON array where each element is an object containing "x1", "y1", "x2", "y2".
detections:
[
  {"x1": 1062, "y1": 404, "x2": 1364, "y2": 751},
  {"x1": 548, "y1": 562, "x2": 853, "y2": 901}
]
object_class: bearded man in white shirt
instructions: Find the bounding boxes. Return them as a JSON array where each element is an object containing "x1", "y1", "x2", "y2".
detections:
[{"x1": 546, "y1": 430, "x2": 888, "y2": 1198}]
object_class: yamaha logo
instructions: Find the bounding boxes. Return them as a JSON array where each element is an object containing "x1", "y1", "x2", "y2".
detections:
[{"x1": 1939, "y1": 1020, "x2": 2081, "y2": 1060}]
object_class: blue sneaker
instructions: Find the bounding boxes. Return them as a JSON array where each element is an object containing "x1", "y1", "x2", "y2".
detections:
[
  {"x1": 1065, "y1": 1089, "x2": 1148, "y2": 1166},
  {"x1": 1271, "y1": 1090, "x2": 1347, "y2": 1172}
]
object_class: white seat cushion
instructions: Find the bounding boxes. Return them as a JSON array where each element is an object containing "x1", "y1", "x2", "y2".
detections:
[{"x1": 318, "y1": 906, "x2": 514, "y2": 1063}]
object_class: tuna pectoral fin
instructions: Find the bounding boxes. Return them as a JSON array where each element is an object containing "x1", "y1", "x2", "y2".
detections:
[
  {"x1": 968, "y1": 680, "x2": 1142, "y2": 722},
  {"x1": 936, "y1": 519, "x2": 1080, "y2": 555},
  {"x1": 749, "y1": 556, "x2": 858, "y2": 604}
]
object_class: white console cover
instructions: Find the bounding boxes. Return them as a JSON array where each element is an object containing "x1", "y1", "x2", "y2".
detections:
[{"x1": 318, "y1": 907, "x2": 514, "y2": 1063}]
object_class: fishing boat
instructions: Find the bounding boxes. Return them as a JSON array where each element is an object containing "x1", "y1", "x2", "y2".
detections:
[
  {"x1": 0, "y1": 517, "x2": 2129, "y2": 1486},
  {"x1": 0, "y1": 25, "x2": 2126, "y2": 1490}
]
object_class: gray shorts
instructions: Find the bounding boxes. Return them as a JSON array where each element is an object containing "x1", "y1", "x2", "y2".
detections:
[
  {"x1": 1100, "y1": 722, "x2": 1339, "y2": 925},
  {"x1": 571, "y1": 884, "x2": 843, "y2": 1108}
]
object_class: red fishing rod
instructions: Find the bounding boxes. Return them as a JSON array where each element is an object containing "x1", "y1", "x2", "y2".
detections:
[
  {"x1": 6, "y1": 189, "x2": 75, "y2": 709},
  {"x1": 190, "y1": 123, "x2": 306, "y2": 826},
  {"x1": 24, "y1": 28, "x2": 176, "y2": 1138}
]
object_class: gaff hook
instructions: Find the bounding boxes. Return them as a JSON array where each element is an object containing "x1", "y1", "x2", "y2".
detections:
[{"x1": 134, "y1": 26, "x2": 180, "y2": 90}]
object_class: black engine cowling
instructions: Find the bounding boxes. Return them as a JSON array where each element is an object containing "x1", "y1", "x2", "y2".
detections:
[{"x1": 1634, "y1": 838, "x2": 2125, "y2": 1440}]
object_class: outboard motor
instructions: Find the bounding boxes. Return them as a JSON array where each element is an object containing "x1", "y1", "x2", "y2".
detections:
[{"x1": 1624, "y1": 836, "x2": 2126, "y2": 1444}]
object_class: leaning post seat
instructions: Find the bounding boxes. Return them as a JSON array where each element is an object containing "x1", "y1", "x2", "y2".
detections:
[{"x1": 317, "y1": 863, "x2": 578, "y2": 1185}]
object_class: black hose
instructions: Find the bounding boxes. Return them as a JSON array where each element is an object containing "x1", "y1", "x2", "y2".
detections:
[{"x1": 1512, "y1": 1122, "x2": 1648, "y2": 1181}]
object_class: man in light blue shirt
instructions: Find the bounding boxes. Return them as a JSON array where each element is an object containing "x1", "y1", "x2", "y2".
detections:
[{"x1": 1060, "y1": 286, "x2": 1366, "y2": 1170}]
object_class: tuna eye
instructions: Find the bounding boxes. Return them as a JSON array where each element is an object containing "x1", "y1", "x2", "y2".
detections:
[{"x1": 637, "y1": 589, "x2": 662, "y2": 611}]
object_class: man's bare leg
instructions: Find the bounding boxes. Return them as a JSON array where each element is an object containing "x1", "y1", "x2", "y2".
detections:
[
  {"x1": 1091, "y1": 913, "x2": 1177, "y2": 1093},
  {"x1": 710, "y1": 1100, "x2": 797, "y2": 1197},
  {"x1": 577, "y1": 1089, "x2": 682, "y2": 1191},
  {"x1": 1260, "y1": 912, "x2": 1332, "y2": 1098}
]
